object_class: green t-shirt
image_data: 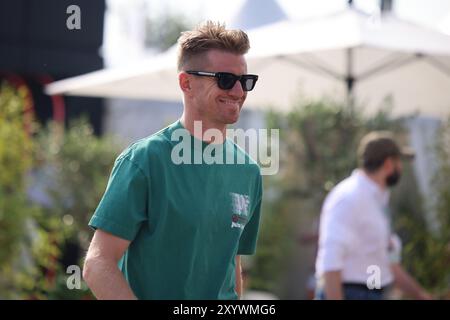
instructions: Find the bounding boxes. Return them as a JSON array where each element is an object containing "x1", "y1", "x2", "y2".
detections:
[{"x1": 89, "y1": 120, "x2": 262, "y2": 300}]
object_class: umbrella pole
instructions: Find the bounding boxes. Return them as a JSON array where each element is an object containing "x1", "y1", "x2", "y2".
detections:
[
  {"x1": 346, "y1": 0, "x2": 355, "y2": 114},
  {"x1": 346, "y1": 48, "x2": 355, "y2": 115}
]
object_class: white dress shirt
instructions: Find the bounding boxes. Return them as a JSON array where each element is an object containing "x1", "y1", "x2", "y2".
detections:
[{"x1": 315, "y1": 169, "x2": 394, "y2": 287}]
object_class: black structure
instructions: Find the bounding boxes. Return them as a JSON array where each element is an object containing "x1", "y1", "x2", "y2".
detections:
[{"x1": 0, "y1": 0, "x2": 106, "y2": 134}]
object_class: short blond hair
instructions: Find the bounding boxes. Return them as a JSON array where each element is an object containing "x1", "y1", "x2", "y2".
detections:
[{"x1": 177, "y1": 21, "x2": 250, "y2": 71}]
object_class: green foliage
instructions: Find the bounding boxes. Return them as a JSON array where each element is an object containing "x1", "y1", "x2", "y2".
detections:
[
  {"x1": 0, "y1": 85, "x2": 121, "y2": 298},
  {"x1": 23, "y1": 118, "x2": 122, "y2": 299},
  {"x1": 394, "y1": 117, "x2": 450, "y2": 297},
  {"x1": 434, "y1": 117, "x2": 450, "y2": 241},
  {"x1": 252, "y1": 99, "x2": 409, "y2": 298},
  {"x1": 247, "y1": 197, "x2": 297, "y2": 293},
  {"x1": 35, "y1": 118, "x2": 121, "y2": 236},
  {"x1": 145, "y1": 13, "x2": 194, "y2": 51},
  {"x1": 0, "y1": 82, "x2": 35, "y2": 296},
  {"x1": 46, "y1": 273, "x2": 92, "y2": 300}
]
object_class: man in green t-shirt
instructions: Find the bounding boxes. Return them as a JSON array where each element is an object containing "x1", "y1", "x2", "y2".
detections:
[{"x1": 83, "y1": 21, "x2": 262, "y2": 300}]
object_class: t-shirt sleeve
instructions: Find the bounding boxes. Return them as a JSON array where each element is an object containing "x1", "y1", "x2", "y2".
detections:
[
  {"x1": 88, "y1": 155, "x2": 148, "y2": 241},
  {"x1": 237, "y1": 173, "x2": 263, "y2": 255}
]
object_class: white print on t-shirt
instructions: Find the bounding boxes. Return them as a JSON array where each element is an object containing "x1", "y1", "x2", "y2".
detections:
[
  {"x1": 230, "y1": 193, "x2": 250, "y2": 230},
  {"x1": 230, "y1": 193, "x2": 250, "y2": 216}
]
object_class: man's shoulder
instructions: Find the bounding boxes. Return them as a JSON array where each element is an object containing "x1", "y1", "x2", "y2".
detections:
[
  {"x1": 224, "y1": 139, "x2": 261, "y2": 181},
  {"x1": 118, "y1": 122, "x2": 177, "y2": 164},
  {"x1": 324, "y1": 174, "x2": 364, "y2": 210},
  {"x1": 226, "y1": 139, "x2": 260, "y2": 169}
]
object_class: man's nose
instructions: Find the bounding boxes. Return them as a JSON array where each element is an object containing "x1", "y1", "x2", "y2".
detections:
[{"x1": 228, "y1": 79, "x2": 245, "y2": 97}]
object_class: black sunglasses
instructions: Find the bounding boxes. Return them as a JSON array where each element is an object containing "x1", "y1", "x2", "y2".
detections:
[{"x1": 186, "y1": 71, "x2": 258, "y2": 91}]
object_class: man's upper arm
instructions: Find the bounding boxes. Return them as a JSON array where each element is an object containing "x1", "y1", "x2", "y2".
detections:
[
  {"x1": 319, "y1": 197, "x2": 356, "y2": 272},
  {"x1": 87, "y1": 229, "x2": 131, "y2": 262}
]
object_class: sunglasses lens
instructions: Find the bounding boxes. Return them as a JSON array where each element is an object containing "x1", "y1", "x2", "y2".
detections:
[
  {"x1": 218, "y1": 73, "x2": 237, "y2": 90},
  {"x1": 216, "y1": 73, "x2": 258, "y2": 91},
  {"x1": 243, "y1": 78, "x2": 254, "y2": 91},
  {"x1": 241, "y1": 76, "x2": 257, "y2": 91}
]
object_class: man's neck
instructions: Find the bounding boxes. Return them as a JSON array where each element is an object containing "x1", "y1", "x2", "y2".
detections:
[
  {"x1": 362, "y1": 169, "x2": 387, "y2": 190},
  {"x1": 180, "y1": 112, "x2": 227, "y2": 144}
]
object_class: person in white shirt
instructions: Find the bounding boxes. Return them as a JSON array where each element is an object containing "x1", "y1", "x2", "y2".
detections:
[{"x1": 315, "y1": 131, "x2": 432, "y2": 300}]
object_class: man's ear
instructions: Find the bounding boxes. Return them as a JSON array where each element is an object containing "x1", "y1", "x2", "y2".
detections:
[
  {"x1": 383, "y1": 157, "x2": 395, "y2": 173},
  {"x1": 179, "y1": 72, "x2": 192, "y2": 94}
]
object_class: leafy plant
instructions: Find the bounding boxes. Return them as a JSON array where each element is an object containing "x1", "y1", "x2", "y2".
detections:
[
  {"x1": 25, "y1": 118, "x2": 122, "y2": 299},
  {"x1": 251, "y1": 99, "x2": 413, "y2": 298},
  {"x1": 394, "y1": 117, "x2": 450, "y2": 298},
  {"x1": 0, "y1": 82, "x2": 36, "y2": 297},
  {"x1": 145, "y1": 13, "x2": 194, "y2": 51},
  {"x1": 35, "y1": 118, "x2": 122, "y2": 237}
]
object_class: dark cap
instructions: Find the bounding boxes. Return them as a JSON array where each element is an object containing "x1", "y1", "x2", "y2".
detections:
[{"x1": 357, "y1": 131, "x2": 415, "y2": 172}]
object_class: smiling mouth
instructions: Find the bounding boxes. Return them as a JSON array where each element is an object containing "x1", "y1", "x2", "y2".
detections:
[{"x1": 219, "y1": 98, "x2": 241, "y2": 107}]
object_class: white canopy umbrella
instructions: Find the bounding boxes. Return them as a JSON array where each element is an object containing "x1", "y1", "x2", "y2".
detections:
[
  {"x1": 229, "y1": 0, "x2": 287, "y2": 30},
  {"x1": 46, "y1": 8, "x2": 450, "y2": 117}
]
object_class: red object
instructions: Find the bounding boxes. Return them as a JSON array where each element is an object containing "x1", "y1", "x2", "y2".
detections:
[{"x1": 37, "y1": 75, "x2": 65, "y2": 125}]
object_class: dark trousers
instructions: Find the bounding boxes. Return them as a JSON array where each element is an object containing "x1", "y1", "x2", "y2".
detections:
[{"x1": 315, "y1": 283, "x2": 391, "y2": 300}]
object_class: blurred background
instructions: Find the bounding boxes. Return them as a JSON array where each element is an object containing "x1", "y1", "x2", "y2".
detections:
[{"x1": 1, "y1": 0, "x2": 449, "y2": 299}]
